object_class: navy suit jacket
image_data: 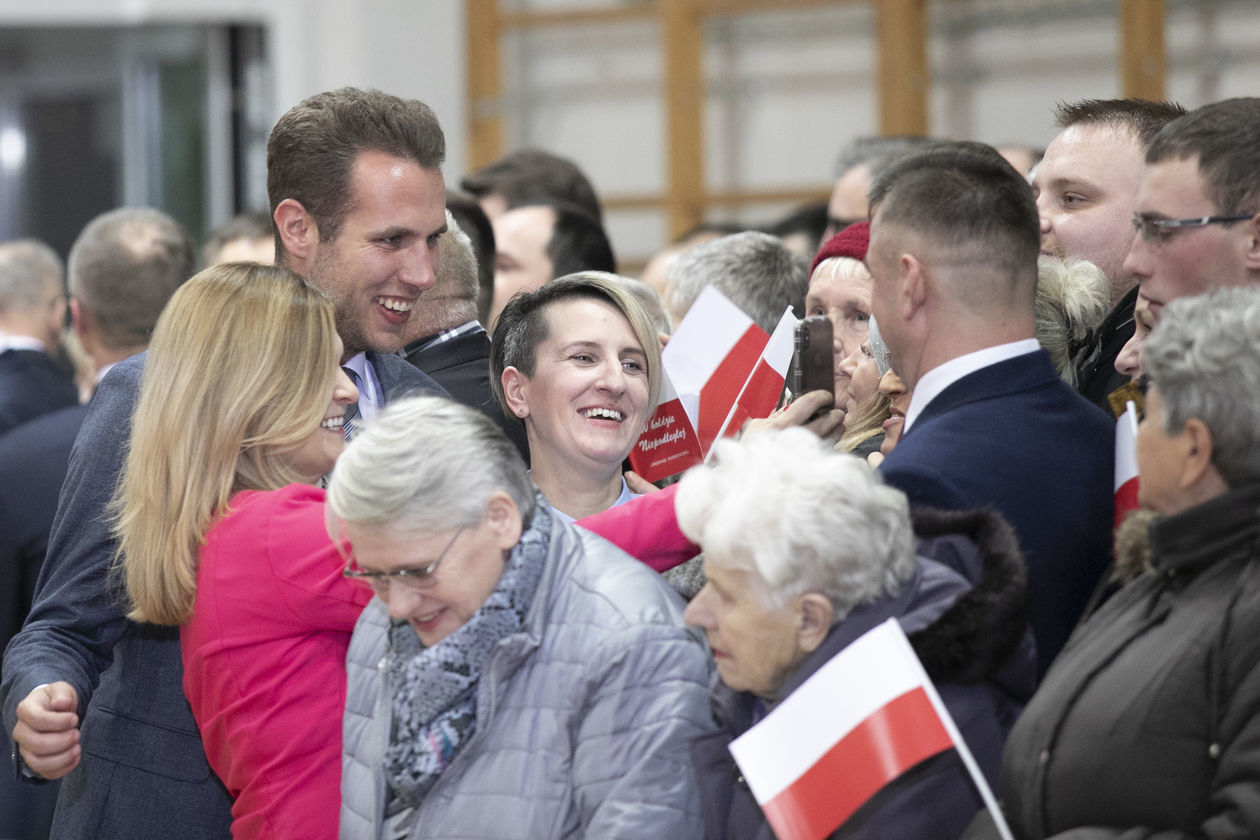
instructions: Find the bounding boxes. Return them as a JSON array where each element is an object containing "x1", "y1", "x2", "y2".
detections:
[
  {"x1": 0, "y1": 348, "x2": 78, "y2": 437},
  {"x1": 401, "y1": 328, "x2": 530, "y2": 462},
  {"x1": 0, "y1": 404, "x2": 85, "y2": 840},
  {"x1": 878, "y1": 350, "x2": 1114, "y2": 676},
  {"x1": 0, "y1": 350, "x2": 445, "y2": 840},
  {"x1": 0, "y1": 404, "x2": 89, "y2": 654}
]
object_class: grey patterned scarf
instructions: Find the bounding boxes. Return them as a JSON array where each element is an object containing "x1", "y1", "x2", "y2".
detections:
[{"x1": 384, "y1": 501, "x2": 550, "y2": 811}]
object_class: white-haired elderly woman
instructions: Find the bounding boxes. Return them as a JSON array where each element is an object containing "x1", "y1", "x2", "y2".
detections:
[
  {"x1": 681, "y1": 428, "x2": 1033, "y2": 840},
  {"x1": 327, "y1": 396, "x2": 713, "y2": 840},
  {"x1": 966, "y1": 286, "x2": 1260, "y2": 840}
]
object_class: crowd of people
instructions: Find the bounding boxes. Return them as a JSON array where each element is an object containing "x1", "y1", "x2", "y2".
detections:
[{"x1": 2, "y1": 81, "x2": 1260, "y2": 840}]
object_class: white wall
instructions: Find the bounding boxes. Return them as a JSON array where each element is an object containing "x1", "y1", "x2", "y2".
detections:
[
  {"x1": 0, "y1": 0, "x2": 469, "y2": 180},
  {"x1": 498, "y1": 0, "x2": 1260, "y2": 264},
  {"x1": 2, "y1": 0, "x2": 1258, "y2": 265}
]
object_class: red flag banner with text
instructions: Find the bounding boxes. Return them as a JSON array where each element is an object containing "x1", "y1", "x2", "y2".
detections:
[{"x1": 630, "y1": 287, "x2": 792, "y2": 482}]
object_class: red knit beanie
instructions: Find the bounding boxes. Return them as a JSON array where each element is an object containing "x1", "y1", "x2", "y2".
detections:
[{"x1": 810, "y1": 221, "x2": 870, "y2": 277}]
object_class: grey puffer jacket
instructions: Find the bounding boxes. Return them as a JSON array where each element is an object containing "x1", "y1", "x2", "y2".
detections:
[{"x1": 340, "y1": 508, "x2": 714, "y2": 840}]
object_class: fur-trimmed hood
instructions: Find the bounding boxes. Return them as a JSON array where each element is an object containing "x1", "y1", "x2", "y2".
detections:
[{"x1": 909, "y1": 506, "x2": 1032, "y2": 695}]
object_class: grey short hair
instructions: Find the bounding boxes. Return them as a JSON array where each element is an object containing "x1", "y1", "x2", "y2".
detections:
[
  {"x1": 1144, "y1": 286, "x2": 1260, "y2": 487},
  {"x1": 675, "y1": 428, "x2": 917, "y2": 616},
  {"x1": 327, "y1": 396, "x2": 536, "y2": 535},
  {"x1": 1035, "y1": 256, "x2": 1110, "y2": 386},
  {"x1": 665, "y1": 231, "x2": 807, "y2": 335},
  {"x1": 832, "y1": 135, "x2": 932, "y2": 180},
  {"x1": 68, "y1": 207, "x2": 195, "y2": 350},
  {"x1": 407, "y1": 210, "x2": 479, "y2": 338},
  {"x1": 0, "y1": 239, "x2": 62, "y2": 314}
]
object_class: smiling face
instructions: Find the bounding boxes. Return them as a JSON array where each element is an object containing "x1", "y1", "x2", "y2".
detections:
[
  {"x1": 286, "y1": 339, "x2": 359, "y2": 482},
  {"x1": 305, "y1": 150, "x2": 448, "y2": 359},
  {"x1": 683, "y1": 560, "x2": 806, "y2": 699},
  {"x1": 342, "y1": 513, "x2": 514, "y2": 647},
  {"x1": 505, "y1": 297, "x2": 651, "y2": 483},
  {"x1": 1124, "y1": 155, "x2": 1254, "y2": 313},
  {"x1": 1033, "y1": 124, "x2": 1145, "y2": 301},
  {"x1": 806, "y1": 258, "x2": 873, "y2": 410}
]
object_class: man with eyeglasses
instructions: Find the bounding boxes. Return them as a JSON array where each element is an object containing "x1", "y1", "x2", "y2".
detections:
[{"x1": 1123, "y1": 98, "x2": 1260, "y2": 322}]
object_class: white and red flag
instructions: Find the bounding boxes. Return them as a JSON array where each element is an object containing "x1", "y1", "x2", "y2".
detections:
[
  {"x1": 1114, "y1": 400, "x2": 1141, "y2": 526},
  {"x1": 630, "y1": 287, "x2": 791, "y2": 482},
  {"x1": 710, "y1": 309, "x2": 797, "y2": 446},
  {"x1": 728, "y1": 618, "x2": 1013, "y2": 840}
]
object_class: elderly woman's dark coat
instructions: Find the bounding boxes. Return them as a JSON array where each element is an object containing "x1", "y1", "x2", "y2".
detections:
[
  {"x1": 691, "y1": 507, "x2": 1034, "y2": 840},
  {"x1": 966, "y1": 483, "x2": 1260, "y2": 840}
]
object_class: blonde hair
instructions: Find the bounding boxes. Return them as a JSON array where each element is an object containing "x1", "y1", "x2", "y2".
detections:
[
  {"x1": 1035, "y1": 256, "x2": 1110, "y2": 387},
  {"x1": 490, "y1": 271, "x2": 663, "y2": 415},
  {"x1": 116, "y1": 262, "x2": 339, "y2": 625},
  {"x1": 838, "y1": 390, "x2": 892, "y2": 453}
]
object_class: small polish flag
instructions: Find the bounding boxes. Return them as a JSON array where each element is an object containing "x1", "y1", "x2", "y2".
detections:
[
  {"x1": 712, "y1": 308, "x2": 796, "y2": 447},
  {"x1": 728, "y1": 619, "x2": 1013, "y2": 840},
  {"x1": 630, "y1": 286, "x2": 771, "y2": 482},
  {"x1": 1115, "y1": 400, "x2": 1141, "y2": 526}
]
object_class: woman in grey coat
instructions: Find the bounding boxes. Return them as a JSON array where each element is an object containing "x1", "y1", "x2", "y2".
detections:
[
  {"x1": 966, "y1": 286, "x2": 1260, "y2": 839},
  {"x1": 327, "y1": 396, "x2": 713, "y2": 840}
]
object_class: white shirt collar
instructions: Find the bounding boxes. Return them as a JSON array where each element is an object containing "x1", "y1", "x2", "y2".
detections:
[
  {"x1": 343, "y1": 352, "x2": 383, "y2": 420},
  {"x1": 0, "y1": 334, "x2": 46, "y2": 353},
  {"x1": 903, "y1": 339, "x2": 1041, "y2": 433}
]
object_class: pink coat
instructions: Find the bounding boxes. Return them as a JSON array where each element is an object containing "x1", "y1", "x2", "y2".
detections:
[{"x1": 180, "y1": 484, "x2": 371, "y2": 840}]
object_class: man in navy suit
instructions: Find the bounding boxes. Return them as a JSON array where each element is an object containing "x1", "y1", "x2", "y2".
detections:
[
  {"x1": 0, "y1": 239, "x2": 77, "y2": 435},
  {"x1": 0, "y1": 208, "x2": 193, "y2": 840},
  {"x1": 868, "y1": 141, "x2": 1114, "y2": 676},
  {"x1": 2, "y1": 88, "x2": 450, "y2": 840}
]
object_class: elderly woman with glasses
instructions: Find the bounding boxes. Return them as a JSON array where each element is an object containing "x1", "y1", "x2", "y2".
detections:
[
  {"x1": 680, "y1": 428, "x2": 1033, "y2": 840},
  {"x1": 328, "y1": 396, "x2": 712, "y2": 840},
  {"x1": 966, "y1": 285, "x2": 1260, "y2": 839}
]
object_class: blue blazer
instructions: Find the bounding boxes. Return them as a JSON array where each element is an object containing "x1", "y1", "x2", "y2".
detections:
[
  {"x1": 878, "y1": 350, "x2": 1114, "y2": 676},
  {"x1": 1, "y1": 351, "x2": 445, "y2": 840}
]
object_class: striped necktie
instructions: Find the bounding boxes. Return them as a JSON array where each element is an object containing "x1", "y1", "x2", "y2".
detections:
[{"x1": 342, "y1": 365, "x2": 361, "y2": 441}]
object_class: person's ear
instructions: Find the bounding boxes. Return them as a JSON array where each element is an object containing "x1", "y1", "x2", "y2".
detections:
[
  {"x1": 485, "y1": 491, "x2": 524, "y2": 550},
  {"x1": 1180, "y1": 418, "x2": 1218, "y2": 489},
  {"x1": 69, "y1": 297, "x2": 88, "y2": 341},
  {"x1": 500, "y1": 367, "x2": 531, "y2": 419},
  {"x1": 796, "y1": 593, "x2": 834, "y2": 655},
  {"x1": 1243, "y1": 212, "x2": 1260, "y2": 272},
  {"x1": 901, "y1": 253, "x2": 928, "y2": 319},
  {"x1": 274, "y1": 199, "x2": 319, "y2": 268}
]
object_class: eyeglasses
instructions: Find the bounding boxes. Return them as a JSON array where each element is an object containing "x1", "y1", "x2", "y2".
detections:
[
  {"x1": 1131, "y1": 213, "x2": 1254, "y2": 243},
  {"x1": 341, "y1": 525, "x2": 467, "y2": 592}
]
